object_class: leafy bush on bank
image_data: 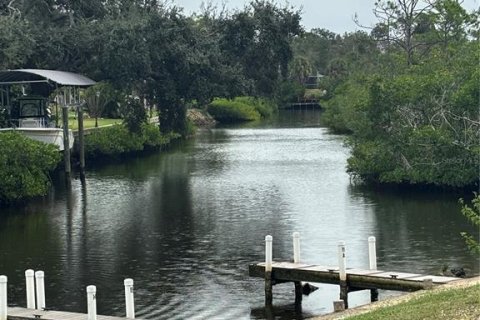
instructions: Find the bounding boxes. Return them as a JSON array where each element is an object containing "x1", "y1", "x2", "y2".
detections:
[
  {"x1": 84, "y1": 123, "x2": 179, "y2": 159},
  {"x1": 0, "y1": 132, "x2": 61, "y2": 204},
  {"x1": 207, "y1": 96, "x2": 276, "y2": 123}
]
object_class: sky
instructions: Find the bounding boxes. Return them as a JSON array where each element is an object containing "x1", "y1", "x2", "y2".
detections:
[{"x1": 174, "y1": 0, "x2": 479, "y2": 34}]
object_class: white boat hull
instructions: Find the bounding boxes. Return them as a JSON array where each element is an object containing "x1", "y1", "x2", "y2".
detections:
[{"x1": 0, "y1": 127, "x2": 74, "y2": 151}]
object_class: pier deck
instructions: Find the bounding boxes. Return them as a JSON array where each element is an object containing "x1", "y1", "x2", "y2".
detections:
[
  {"x1": 7, "y1": 307, "x2": 127, "y2": 320},
  {"x1": 249, "y1": 262, "x2": 459, "y2": 291}
]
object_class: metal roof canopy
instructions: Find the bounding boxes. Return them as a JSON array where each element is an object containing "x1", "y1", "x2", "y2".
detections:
[{"x1": 0, "y1": 69, "x2": 96, "y2": 87}]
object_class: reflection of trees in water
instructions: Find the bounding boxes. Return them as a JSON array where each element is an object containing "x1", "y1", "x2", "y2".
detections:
[{"x1": 348, "y1": 185, "x2": 479, "y2": 275}]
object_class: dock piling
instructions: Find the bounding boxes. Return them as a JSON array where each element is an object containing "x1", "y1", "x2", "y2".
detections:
[
  {"x1": 337, "y1": 241, "x2": 349, "y2": 308},
  {"x1": 34, "y1": 271, "x2": 45, "y2": 310},
  {"x1": 25, "y1": 270, "x2": 36, "y2": 309},
  {"x1": 265, "y1": 235, "x2": 273, "y2": 305},
  {"x1": 368, "y1": 236, "x2": 377, "y2": 270},
  {"x1": 124, "y1": 279, "x2": 135, "y2": 319},
  {"x1": 0, "y1": 276, "x2": 7, "y2": 320},
  {"x1": 293, "y1": 232, "x2": 301, "y2": 264},
  {"x1": 87, "y1": 285, "x2": 97, "y2": 320},
  {"x1": 368, "y1": 236, "x2": 379, "y2": 301},
  {"x1": 292, "y1": 232, "x2": 302, "y2": 304}
]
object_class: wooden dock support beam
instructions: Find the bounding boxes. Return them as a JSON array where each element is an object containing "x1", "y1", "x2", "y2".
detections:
[
  {"x1": 25, "y1": 270, "x2": 36, "y2": 309},
  {"x1": 124, "y1": 278, "x2": 135, "y2": 319},
  {"x1": 0, "y1": 276, "x2": 7, "y2": 320},
  {"x1": 34, "y1": 271, "x2": 45, "y2": 310},
  {"x1": 293, "y1": 232, "x2": 300, "y2": 264},
  {"x1": 87, "y1": 285, "x2": 97, "y2": 320},
  {"x1": 292, "y1": 232, "x2": 302, "y2": 304},
  {"x1": 368, "y1": 236, "x2": 379, "y2": 302},
  {"x1": 265, "y1": 235, "x2": 273, "y2": 306},
  {"x1": 77, "y1": 103, "x2": 86, "y2": 181},
  {"x1": 338, "y1": 241, "x2": 349, "y2": 308},
  {"x1": 62, "y1": 105, "x2": 71, "y2": 178}
]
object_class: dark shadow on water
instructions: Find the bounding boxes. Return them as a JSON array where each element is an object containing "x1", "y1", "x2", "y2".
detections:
[{"x1": 250, "y1": 303, "x2": 316, "y2": 320}]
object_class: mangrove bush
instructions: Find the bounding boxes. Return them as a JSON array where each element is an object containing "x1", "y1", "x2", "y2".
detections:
[{"x1": 0, "y1": 132, "x2": 61, "y2": 204}]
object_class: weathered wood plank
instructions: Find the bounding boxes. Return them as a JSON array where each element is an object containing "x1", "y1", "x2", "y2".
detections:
[
  {"x1": 249, "y1": 262, "x2": 460, "y2": 292},
  {"x1": 7, "y1": 307, "x2": 128, "y2": 320}
]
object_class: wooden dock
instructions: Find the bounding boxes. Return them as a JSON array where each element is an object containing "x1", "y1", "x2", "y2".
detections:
[
  {"x1": 249, "y1": 235, "x2": 462, "y2": 310},
  {"x1": 7, "y1": 307, "x2": 126, "y2": 320},
  {"x1": 249, "y1": 261, "x2": 460, "y2": 309}
]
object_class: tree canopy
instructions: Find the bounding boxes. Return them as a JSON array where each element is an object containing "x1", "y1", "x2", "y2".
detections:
[{"x1": 0, "y1": 0, "x2": 302, "y2": 134}]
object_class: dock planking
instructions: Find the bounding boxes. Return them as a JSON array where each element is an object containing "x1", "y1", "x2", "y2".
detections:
[
  {"x1": 249, "y1": 261, "x2": 460, "y2": 291},
  {"x1": 7, "y1": 307, "x2": 127, "y2": 320},
  {"x1": 250, "y1": 234, "x2": 464, "y2": 310}
]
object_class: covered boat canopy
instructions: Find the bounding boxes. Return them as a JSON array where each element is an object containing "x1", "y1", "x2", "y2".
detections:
[{"x1": 0, "y1": 69, "x2": 96, "y2": 87}]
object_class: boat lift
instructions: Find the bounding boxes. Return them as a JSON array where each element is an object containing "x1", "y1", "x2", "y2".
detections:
[{"x1": 0, "y1": 69, "x2": 96, "y2": 175}]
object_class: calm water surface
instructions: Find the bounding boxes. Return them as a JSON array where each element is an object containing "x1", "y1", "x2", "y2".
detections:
[{"x1": 0, "y1": 110, "x2": 478, "y2": 319}]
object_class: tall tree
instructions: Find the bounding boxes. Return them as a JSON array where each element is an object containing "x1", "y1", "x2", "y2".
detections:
[{"x1": 370, "y1": 0, "x2": 435, "y2": 64}]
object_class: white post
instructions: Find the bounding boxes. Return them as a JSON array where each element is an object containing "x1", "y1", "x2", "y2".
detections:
[
  {"x1": 337, "y1": 241, "x2": 347, "y2": 281},
  {"x1": 293, "y1": 232, "x2": 301, "y2": 264},
  {"x1": 265, "y1": 235, "x2": 273, "y2": 272},
  {"x1": 368, "y1": 236, "x2": 377, "y2": 270},
  {"x1": 25, "y1": 270, "x2": 36, "y2": 309},
  {"x1": 0, "y1": 276, "x2": 7, "y2": 320},
  {"x1": 124, "y1": 279, "x2": 135, "y2": 319},
  {"x1": 34, "y1": 271, "x2": 45, "y2": 310},
  {"x1": 86, "y1": 285, "x2": 97, "y2": 320}
]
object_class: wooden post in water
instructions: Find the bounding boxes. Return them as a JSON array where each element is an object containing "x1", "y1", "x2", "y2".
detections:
[
  {"x1": 338, "y1": 241, "x2": 348, "y2": 308},
  {"x1": 0, "y1": 276, "x2": 7, "y2": 320},
  {"x1": 25, "y1": 269, "x2": 36, "y2": 309},
  {"x1": 87, "y1": 285, "x2": 97, "y2": 320},
  {"x1": 77, "y1": 103, "x2": 86, "y2": 181},
  {"x1": 292, "y1": 232, "x2": 302, "y2": 304},
  {"x1": 124, "y1": 279, "x2": 135, "y2": 319},
  {"x1": 265, "y1": 235, "x2": 273, "y2": 306},
  {"x1": 62, "y1": 105, "x2": 71, "y2": 177},
  {"x1": 368, "y1": 236, "x2": 379, "y2": 302},
  {"x1": 35, "y1": 271, "x2": 45, "y2": 310}
]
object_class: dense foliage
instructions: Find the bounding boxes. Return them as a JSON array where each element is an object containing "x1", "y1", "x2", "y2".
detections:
[
  {"x1": 207, "y1": 96, "x2": 276, "y2": 122},
  {"x1": 293, "y1": 0, "x2": 479, "y2": 188},
  {"x1": 0, "y1": 132, "x2": 61, "y2": 204},
  {"x1": 0, "y1": 0, "x2": 302, "y2": 135},
  {"x1": 459, "y1": 195, "x2": 480, "y2": 255},
  {"x1": 84, "y1": 123, "x2": 178, "y2": 159}
]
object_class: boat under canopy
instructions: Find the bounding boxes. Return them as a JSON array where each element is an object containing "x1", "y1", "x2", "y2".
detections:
[{"x1": 0, "y1": 69, "x2": 96, "y2": 150}]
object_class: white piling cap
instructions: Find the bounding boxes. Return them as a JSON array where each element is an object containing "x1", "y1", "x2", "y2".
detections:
[
  {"x1": 34, "y1": 271, "x2": 44, "y2": 278},
  {"x1": 368, "y1": 236, "x2": 376, "y2": 242},
  {"x1": 124, "y1": 278, "x2": 134, "y2": 286},
  {"x1": 265, "y1": 235, "x2": 272, "y2": 242},
  {"x1": 25, "y1": 269, "x2": 35, "y2": 276},
  {"x1": 293, "y1": 232, "x2": 300, "y2": 238},
  {"x1": 338, "y1": 241, "x2": 345, "y2": 246},
  {"x1": 86, "y1": 285, "x2": 96, "y2": 293},
  {"x1": 0, "y1": 275, "x2": 7, "y2": 283}
]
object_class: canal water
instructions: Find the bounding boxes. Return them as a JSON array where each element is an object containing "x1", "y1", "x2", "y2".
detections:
[{"x1": 0, "y1": 110, "x2": 478, "y2": 319}]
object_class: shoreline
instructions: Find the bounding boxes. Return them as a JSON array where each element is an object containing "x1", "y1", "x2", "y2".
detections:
[{"x1": 312, "y1": 276, "x2": 480, "y2": 319}]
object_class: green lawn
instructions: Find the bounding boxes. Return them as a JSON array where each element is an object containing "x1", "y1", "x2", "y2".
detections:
[
  {"x1": 347, "y1": 284, "x2": 480, "y2": 320},
  {"x1": 68, "y1": 117, "x2": 121, "y2": 130}
]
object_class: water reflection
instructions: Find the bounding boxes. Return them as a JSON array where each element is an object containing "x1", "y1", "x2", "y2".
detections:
[{"x1": 0, "y1": 110, "x2": 478, "y2": 319}]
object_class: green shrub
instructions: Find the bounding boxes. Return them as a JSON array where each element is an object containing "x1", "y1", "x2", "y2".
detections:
[
  {"x1": 207, "y1": 96, "x2": 277, "y2": 123},
  {"x1": 0, "y1": 132, "x2": 61, "y2": 204},
  {"x1": 459, "y1": 194, "x2": 480, "y2": 255},
  {"x1": 84, "y1": 123, "x2": 177, "y2": 159}
]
